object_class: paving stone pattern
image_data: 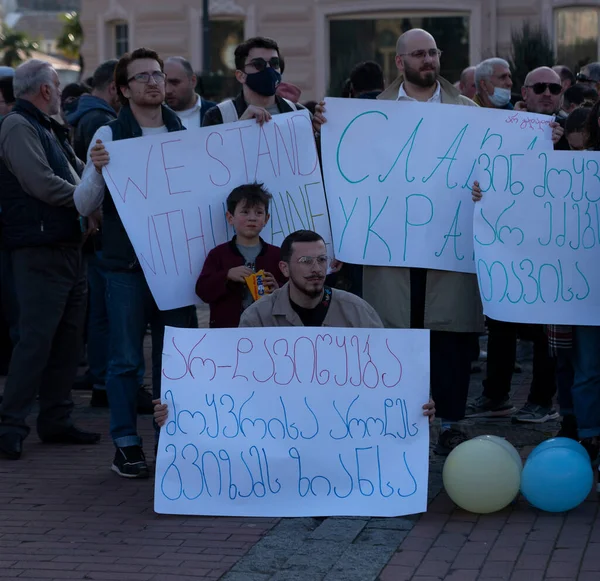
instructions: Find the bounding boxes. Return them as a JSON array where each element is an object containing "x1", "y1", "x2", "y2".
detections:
[{"x1": 0, "y1": 317, "x2": 593, "y2": 581}]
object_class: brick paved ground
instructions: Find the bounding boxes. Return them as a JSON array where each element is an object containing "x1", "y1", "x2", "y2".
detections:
[
  {"x1": 378, "y1": 341, "x2": 599, "y2": 581},
  {"x1": 1, "y1": 324, "x2": 597, "y2": 581},
  {"x1": 0, "y1": 306, "x2": 279, "y2": 581}
]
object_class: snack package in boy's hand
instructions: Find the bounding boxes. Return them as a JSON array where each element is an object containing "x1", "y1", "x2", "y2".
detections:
[{"x1": 245, "y1": 269, "x2": 272, "y2": 301}]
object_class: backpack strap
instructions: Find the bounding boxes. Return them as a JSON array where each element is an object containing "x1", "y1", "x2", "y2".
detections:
[
  {"x1": 281, "y1": 98, "x2": 298, "y2": 111},
  {"x1": 216, "y1": 100, "x2": 239, "y2": 124}
]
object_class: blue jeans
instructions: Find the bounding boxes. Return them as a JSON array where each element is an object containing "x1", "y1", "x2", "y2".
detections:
[
  {"x1": 104, "y1": 270, "x2": 195, "y2": 448},
  {"x1": 571, "y1": 326, "x2": 600, "y2": 438}
]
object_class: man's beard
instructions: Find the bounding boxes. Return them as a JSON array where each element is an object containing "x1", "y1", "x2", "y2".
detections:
[
  {"x1": 404, "y1": 62, "x2": 439, "y2": 88},
  {"x1": 291, "y1": 272, "x2": 325, "y2": 299}
]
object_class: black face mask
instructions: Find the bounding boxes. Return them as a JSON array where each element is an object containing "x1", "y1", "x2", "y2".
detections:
[{"x1": 245, "y1": 67, "x2": 281, "y2": 97}]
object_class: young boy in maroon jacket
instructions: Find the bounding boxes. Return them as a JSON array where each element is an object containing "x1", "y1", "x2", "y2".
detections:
[{"x1": 196, "y1": 183, "x2": 287, "y2": 327}]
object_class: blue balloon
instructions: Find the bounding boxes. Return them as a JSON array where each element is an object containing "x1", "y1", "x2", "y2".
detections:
[
  {"x1": 521, "y1": 447, "x2": 593, "y2": 512},
  {"x1": 526, "y1": 437, "x2": 589, "y2": 463}
]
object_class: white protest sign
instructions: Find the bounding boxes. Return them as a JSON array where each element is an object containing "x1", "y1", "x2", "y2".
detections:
[
  {"x1": 321, "y1": 98, "x2": 553, "y2": 273},
  {"x1": 474, "y1": 150, "x2": 600, "y2": 324},
  {"x1": 155, "y1": 326, "x2": 430, "y2": 517},
  {"x1": 102, "y1": 111, "x2": 332, "y2": 310}
]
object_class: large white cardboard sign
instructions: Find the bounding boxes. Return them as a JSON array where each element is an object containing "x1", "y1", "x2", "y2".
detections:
[
  {"x1": 474, "y1": 150, "x2": 600, "y2": 325},
  {"x1": 154, "y1": 326, "x2": 430, "y2": 517},
  {"x1": 321, "y1": 98, "x2": 553, "y2": 273},
  {"x1": 103, "y1": 111, "x2": 332, "y2": 310}
]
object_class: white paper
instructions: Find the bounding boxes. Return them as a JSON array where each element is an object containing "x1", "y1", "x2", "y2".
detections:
[
  {"x1": 321, "y1": 98, "x2": 553, "y2": 273},
  {"x1": 154, "y1": 326, "x2": 430, "y2": 517},
  {"x1": 103, "y1": 112, "x2": 332, "y2": 310},
  {"x1": 474, "y1": 150, "x2": 600, "y2": 324}
]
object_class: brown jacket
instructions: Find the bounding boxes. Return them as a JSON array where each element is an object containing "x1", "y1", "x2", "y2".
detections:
[
  {"x1": 362, "y1": 76, "x2": 485, "y2": 333},
  {"x1": 239, "y1": 283, "x2": 383, "y2": 328}
]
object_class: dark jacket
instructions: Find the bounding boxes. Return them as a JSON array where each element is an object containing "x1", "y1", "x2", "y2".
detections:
[
  {"x1": 0, "y1": 99, "x2": 82, "y2": 249},
  {"x1": 202, "y1": 93, "x2": 305, "y2": 127},
  {"x1": 66, "y1": 94, "x2": 117, "y2": 161},
  {"x1": 195, "y1": 236, "x2": 287, "y2": 328},
  {"x1": 102, "y1": 103, "x2": 185, "y2": 271}
]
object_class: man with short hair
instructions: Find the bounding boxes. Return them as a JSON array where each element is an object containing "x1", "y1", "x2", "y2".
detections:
[
  {"x1": 553, "y1": 65, "x2": 575, "y2": 91},
  {"x1": 67, "y1": 60, "x2": 119, "y2": 161},
  {"x1": 313, "y1": 29, "x2": 483, "y2": 456},
  {"x1": 164, "y1": 56, "x2": 215, "y2": 128},
  {"x1": 0, "y1": 59, "x2": 101, "y2": 459},
  {"x1": 576, "y1": 62, "x2": 600, "y2": 92},
  {"x1": 202, "y1": 37, "x2": 304, "y2": 127},
  {"x1": 473, "y1": 58, "x2": 513, "y2": 109},
  {"x1": 458, "y1": 65, "x2": 476, "y2": 99},
  {"x1": 73, "y1": 47, "x2": 195, "y2": 479},
  {"x1": 349, "y1": 61, "x2": 384, "y2": 99}
]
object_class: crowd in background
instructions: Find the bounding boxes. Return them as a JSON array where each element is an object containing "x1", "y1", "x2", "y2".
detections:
[{"x1": 0, "y1": 29, "x2": 598, "y2": 485}]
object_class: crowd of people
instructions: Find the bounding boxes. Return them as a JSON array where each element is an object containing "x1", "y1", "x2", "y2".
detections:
[{"x1": 0, "y1": 28, "x2": 597, "y2": 483}]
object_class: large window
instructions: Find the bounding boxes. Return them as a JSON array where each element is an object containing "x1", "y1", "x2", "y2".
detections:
[
  {"x1": 114, "y1": 22, "x2": 129, "y2": 58},
  {"x1": 210, "y1": 19, "x2": 244, "y2": 75},
  {"x1": 329, "y1": 14, "x2": 469, "y2": 96},
  {"x1": 556, "y1": 8, "x2": 599, "y2": 72}
]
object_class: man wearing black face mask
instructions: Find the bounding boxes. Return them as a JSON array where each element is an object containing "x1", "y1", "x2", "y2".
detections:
[{"x1": 202, "y1": 37, "x2": 306, "y2": 127}]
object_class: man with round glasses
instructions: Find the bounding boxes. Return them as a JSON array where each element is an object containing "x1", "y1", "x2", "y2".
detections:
[
  {"x1": 202, "y1": 36, "x2": 305, "y2": 127},
  {"x1": 72, "y1": 47, "x2": 195, "y2": 479}
]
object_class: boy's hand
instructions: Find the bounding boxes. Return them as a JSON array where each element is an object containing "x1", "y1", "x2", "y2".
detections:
[
  {"x1": 423, "y1": 399, "x2": 436, "y2": 425},
  {"x1": 263, "y1": 271, "x2": 279, "y2": 291},
  {"x1": 472, "y1": 180, "x2": 482, "y2": 202},
  {"x1": 240, "y1": 105, "x2": 272, "y2": 125},
  {"x1": 152, "y1": 399, "x2": 169, "y2": 428},
  {"x1": 228, "y1": 265, "x2": 254, "y2": 283}
]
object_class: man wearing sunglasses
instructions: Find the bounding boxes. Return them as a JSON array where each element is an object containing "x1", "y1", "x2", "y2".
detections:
[
  {"x1": 576, "y1": 62, "x2": 600, "y2": 93},
  {"x1": 467, "y1": 66, "x2": 563, "y2": 426},
  {"x1": 202, "y1": 36, "x2": 305, "y2": 127},
  {"x1": 72, "y1": 47, "x2": 195, "y2": 479},
  {"x1": 520, "y1": 66, "x2": 568, "y2": 150}
]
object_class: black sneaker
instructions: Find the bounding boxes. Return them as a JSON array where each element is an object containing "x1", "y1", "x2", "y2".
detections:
[
  {"x1": 90, "y1": 388, "x2": 109, "y2": 408},
  {"x1": 111, "y1": 446, "x2": 149, "y2": 479},
  {"x1": 137, "y1": 386, "x2": 154, "y2": 415},
  {"x1": 465, "y1": 395, "x2": 516, "y2": 418},
  {"x1": 434, "y1": 428, "x2": 467, "y2": 456}
]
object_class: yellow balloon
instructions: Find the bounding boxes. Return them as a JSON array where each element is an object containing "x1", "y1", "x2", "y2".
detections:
[
  {"x1": 473, "y1": 435, "x2": 523, "y2": 473},
  {"x1": 443, "y1": 439, "x2": 521, "y2": 514}
]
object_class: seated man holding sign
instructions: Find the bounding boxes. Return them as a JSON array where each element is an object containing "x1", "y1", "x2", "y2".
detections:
[{"x1": 155, "y1": 230, "x2": 436, "y2": 425}]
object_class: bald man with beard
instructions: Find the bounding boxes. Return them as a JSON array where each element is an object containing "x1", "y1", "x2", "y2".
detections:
[{"x1": 313, "y1": 29, "x2": 484, "y2": 456}]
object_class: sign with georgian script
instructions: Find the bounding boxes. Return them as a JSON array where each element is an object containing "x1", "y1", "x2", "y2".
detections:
[
  {"x1": 154, "y1": 326, "x2": 430, "y2": 517},
  {"x1": 321, "y1": 98, "x2": 553, "y2": 273},
  {"x1": 102, "y1": 112, "x2": 332, "y2": 310},
  {"x1": 474, "y1": 150, "x2": 600, "y2": 325}
]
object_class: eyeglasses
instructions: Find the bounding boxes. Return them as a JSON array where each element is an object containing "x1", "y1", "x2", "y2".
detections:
[
  {"x1": 296, "y1": 255, "x2": 328, "y2": 267},
  {"x1": 244, "y1": 57, "x2": 281, "y2": 72},
  {"x1": 576, "y1": 73, "x2": 596, "y2": 83},
  {"x1": 398, "y1": 49, "x2": 442, "y2": 60},
  {"x1": 127, "y1": 71, "x2": 167, "y2": 84},
  {"x1": 525, "y1": 82, "x2": 562, "y2": 95}
]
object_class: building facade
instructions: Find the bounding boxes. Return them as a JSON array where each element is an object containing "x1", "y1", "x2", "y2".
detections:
[{"x1": 80, "y1": 0, "x2": 600, "y2": 101}]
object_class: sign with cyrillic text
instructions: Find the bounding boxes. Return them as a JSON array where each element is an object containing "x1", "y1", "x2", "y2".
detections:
[
  {"x1": 321, "y1": 98, "x2": 553, "y2": 273},
  {"x1": 103, "y1": 112, "x2": 332, "y2": 310},
  {"x1": 474, "y1": 150, "x2": 600, "y2": 324},
  {"x1": 154, "y1": 326, "x2": 430, "y2": 517}
]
